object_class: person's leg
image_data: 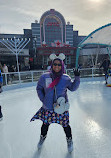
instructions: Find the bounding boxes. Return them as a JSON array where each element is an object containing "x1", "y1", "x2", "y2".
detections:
[
  {"x1": 105, "y1": 75, "x2": 108, "y2": 84},
  {"x1": 38, "y1": 123, "x2": 50, "y2": 149},
  {"x1": 0, "y1": 105, "x2": 3, "y2": 121},
  {"x1": 41, "y1": 123, "x2": 50, "y2": 137},
  {"x1": 0, "y1": 83, "x2": 2, "y2": 93},
  {"x1": 63, "y1": 125, "x2": 73, "y2": 153},
  {"x1": 63, "y1": 125, "x2": 72, "y2": 139},
  {"x1": 105, "y1": 70, "x2": 108, "y2": 84}
]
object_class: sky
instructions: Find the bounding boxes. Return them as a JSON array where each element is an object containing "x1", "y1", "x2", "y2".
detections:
[{"x1": 0, "y1": 0, "x2": 111, "y2": 36}]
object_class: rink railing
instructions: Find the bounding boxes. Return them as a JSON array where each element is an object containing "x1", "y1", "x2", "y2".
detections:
[{"x1": 2, "y1": 68, "x2": 104, "y2": 86}]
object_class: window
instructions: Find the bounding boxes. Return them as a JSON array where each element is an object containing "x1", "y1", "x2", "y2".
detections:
[
  {"x1": 43, "y1": 56, "x2": 48, "y2": 65},
  {"x1": 65, "y1": 55, "x2": 71, "y2": 64}
]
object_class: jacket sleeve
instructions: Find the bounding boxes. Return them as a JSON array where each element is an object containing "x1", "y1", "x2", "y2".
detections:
[
  {"x1": 67, "y1": 76, "x2": 80, "y2": 91},
  {"x1": 100, "y1": 62, "x2": 104, "y2": 68},
  {"x1": 36, "y1": 75, "x2": 45, "y2": 103}
]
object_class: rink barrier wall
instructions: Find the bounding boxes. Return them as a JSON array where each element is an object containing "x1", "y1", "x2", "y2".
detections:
[{"x1": 2, "y1": 68, "x2": 105, "y2": 91}]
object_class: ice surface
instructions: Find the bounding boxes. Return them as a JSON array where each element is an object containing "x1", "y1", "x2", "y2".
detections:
[{"x1": 0, "y1": 78, "x2": 111, "y2": 158}]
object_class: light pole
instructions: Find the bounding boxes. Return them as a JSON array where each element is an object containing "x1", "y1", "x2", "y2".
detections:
[{"x1": 33, "y1": 36, "x2": 37, "y2": 68}]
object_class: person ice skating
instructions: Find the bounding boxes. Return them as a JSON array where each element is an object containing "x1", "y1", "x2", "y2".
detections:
[
  {"x1": 0, "y1": 69, "x2": 3, "y2": 93},
  {"x1": 100, "y1": 56, "x2": 110, "y2": 84},
  {"x1": 30, "y1": 53, "x2": 80, "y2": 153},
  {"x1": 106, "y1": 63, "x2": 111, "y2": 85},
  {"x1": 107, "y1": 63, "x2": 111, "y2": 75},
  {"x1": 0, "y1": 65, "x2": 3, "y2": 121},
  {"x1": 0, "y1": 62, "x2": 3, "y2": 72}
]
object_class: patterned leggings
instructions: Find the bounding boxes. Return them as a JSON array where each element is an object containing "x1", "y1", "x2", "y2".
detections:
[{"x1": 41, "y1": 123, "x2": 72, "y2": 139}]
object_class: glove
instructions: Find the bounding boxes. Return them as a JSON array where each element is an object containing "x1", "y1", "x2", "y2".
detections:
[{"x1": 73, "y1": 68, "x2": 80, "y2": 76}]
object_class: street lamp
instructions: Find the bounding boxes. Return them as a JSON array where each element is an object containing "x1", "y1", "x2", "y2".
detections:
[
  {"x1": 33, "y1": 36, "x2": 37, "y2": 68},
  {"x1": 34, "y1": 36, "x2": 37, "y2": 56}
]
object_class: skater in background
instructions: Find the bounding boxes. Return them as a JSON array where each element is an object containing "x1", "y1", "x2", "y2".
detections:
[
  {"x1": 100, "y1": 56, "x2": 110, "y2": 84},
  {"x1": 0, "y1": 64, "x2": 3, "y2": 121},
  {"x1": 0, "y1": 62, "x2": 3, "y2": 72},
  {"x1": 106, "y1": 63, "x2": 111, "y2": 84},
  {"x1": 30, "y1": 53, "x2": 80, "y2": 153},
  {"x1": 0, "y1": 69, "x2": 3, "y2": 93},
  {"x1": 107, "y1": 63, "x2": 111, "y2": 74}
]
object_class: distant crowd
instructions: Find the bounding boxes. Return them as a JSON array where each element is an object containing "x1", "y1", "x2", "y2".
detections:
[{"x1": 0, "y1": 62, "x2": 16, "y2": 74}]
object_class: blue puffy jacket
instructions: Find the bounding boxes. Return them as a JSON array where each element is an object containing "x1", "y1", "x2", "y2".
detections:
[{"x1": 36, "y1": 72, "x2": 80, "y2": 110}]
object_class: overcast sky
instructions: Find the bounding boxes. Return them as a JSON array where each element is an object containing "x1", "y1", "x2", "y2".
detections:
[{"x1": 0, "y1": 0, "x2": 111, "y2": 36}]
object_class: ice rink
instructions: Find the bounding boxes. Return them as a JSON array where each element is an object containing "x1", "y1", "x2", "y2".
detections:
[{"x1": 0, "y1": 78, "x2": 111, "y2": 158}]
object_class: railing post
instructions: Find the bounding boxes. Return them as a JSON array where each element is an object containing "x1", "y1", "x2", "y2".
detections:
[
  {"x1": 92, "y1": 67, "x2": 94, "y2": 78},
  {"x1": 18, "y1": 72, "x2": 21, "y2": 84},
  {"x1": 5, "y1": 73, "x2": 8, "y2": 85}
]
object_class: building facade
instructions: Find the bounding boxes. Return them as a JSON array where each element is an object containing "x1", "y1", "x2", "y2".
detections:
[
  {"x1": 30, "y1": 9, "x2": 86, "y2": 69},
  {"x1": 0, "y1": 9, "x2": 86, "y2": 71}
]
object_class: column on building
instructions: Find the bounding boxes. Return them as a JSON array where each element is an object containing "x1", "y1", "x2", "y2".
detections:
[
  {"x1": 66, "y1": 22, "x2": 73, "y2": 46},
  {"x1": 31, "y1": 20, "x2": 41, "y2": 47}
]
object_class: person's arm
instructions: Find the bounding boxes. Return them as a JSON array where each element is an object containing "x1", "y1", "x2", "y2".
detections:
[
  {"x1": 36, "y1": 75, "x2": 45, "y2": 103},
  {"x1": 100, "y1": 62, "x2": 103, "y2": 68},
  {"x1": 67, "y1": 69, "x2": 80, "y2": 91},
  {"x1": 100, "y1": 60, "x2": 105, "y2": 68}
]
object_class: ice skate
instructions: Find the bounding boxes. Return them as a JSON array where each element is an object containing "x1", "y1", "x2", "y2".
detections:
[
  {"x1": 105, "y1": 80, "x2": 108, "y2": 84},
  {"x1": 66, "y1": 137, "x2": 73, "y2": 153},
  {"x1": 37, "y1": 135, "x2": 46, "y2": 149},
  {"x1": 0, "y1": 106, "x2": 3, "y2": 121}
]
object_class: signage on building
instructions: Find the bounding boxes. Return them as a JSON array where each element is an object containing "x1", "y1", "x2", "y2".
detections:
[
  {"x1": 38, "y1": 49, "x2": 75, "y2": 55},
  {"x1": 47, "y1": 22, "x2": 60, "y2": 27}
]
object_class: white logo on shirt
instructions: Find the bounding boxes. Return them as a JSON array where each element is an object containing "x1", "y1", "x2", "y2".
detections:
[{"x1": 46, "y1": 78, "x2": 52, "y2": 88}]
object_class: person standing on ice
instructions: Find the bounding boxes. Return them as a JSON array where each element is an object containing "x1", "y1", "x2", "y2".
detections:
[
  {"x1": 106, "y1": 63, "x2": 111, "y2": 85},
  {"x1": 0, "y1": 69, "x2": 3, "y2": 93},
  {"x1": 100, "y1": 56, "x2": 110, "y2": 84},
  {"x1": 0, "y1": 65, "x2": 3, "y2": 121},
  {"x1": 30, "y1": 53, "x2": 80, "y2": 153}
]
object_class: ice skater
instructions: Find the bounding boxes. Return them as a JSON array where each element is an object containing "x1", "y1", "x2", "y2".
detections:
[
  {"x1": 107, "y1": 63, "x2": 111, "y2": 75},
  {"x1": 106, "y1": 63, "x2": 111, "y2": 85},
  {"x1": 0, "y1": 65, "x2": 3, "y2": 121},
  {"x1": 0, "y1": 69, "x2": 3, "y2": 93},
  {"x1": 99, "y1": 56, "x2": 110, "y2": 84},
  {"x1": 30, "y1": 53, "x2": 80, "y2": 153}
]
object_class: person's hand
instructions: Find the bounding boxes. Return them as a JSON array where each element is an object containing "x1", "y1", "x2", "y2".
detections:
[{"x1": 73, "y1": 68, "x2": 80, "y2": 76}]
